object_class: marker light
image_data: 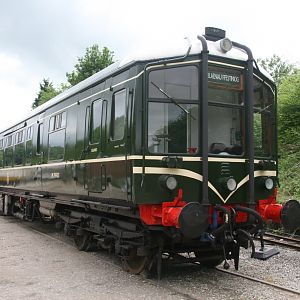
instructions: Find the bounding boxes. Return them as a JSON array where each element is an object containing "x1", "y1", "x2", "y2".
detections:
[
  {"x1": 265, "y1": 178, "x2": 274, "y2": 190},
  {"x1": 220, "y1": 38, "x2": 233, "y2": 53},
  {"x1": 226, "y1": 178, "x2": 237, "y2": 191}
]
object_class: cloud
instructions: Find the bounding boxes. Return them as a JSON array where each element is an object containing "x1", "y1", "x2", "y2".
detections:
[{"x1": 0, "y1": 52, "x2": 38, "y2": 131}]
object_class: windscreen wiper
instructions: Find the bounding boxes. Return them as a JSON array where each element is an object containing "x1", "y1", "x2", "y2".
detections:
[
  {"x1": 255, "y1": 104, "x2": 272, "y2": 114},
  {"x1": 151, "y1": 81, "x2": 195, "y2": 120}
]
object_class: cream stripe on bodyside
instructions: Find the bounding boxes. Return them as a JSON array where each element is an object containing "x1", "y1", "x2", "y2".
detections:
[
  {"x1": 132, "y1": 167, "x2": 203, "y2": 181},
  {"x1": 1, "y1": 156, "x2": 128, "y2": 172},
  {"x1": 132, "y1": 166, "x2": 225, "y2": 202}
]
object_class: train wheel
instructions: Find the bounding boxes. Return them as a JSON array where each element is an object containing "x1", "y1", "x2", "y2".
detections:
[
  {"x1": 74, "y1": 231, "x2": 92, "y2": 251},
  {"x1": 194, "y1": 250, "x2": 224, "y2": 268},
  {"x1": 121, "y1": 249, "x2": 148, "y2": 274}
]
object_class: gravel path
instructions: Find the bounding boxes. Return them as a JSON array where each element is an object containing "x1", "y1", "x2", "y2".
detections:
[{"x1": 0, "y1": 216, "x2": 299, "y2": 300}]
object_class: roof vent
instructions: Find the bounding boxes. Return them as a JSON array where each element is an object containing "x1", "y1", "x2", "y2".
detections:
[{"x1": 204, "y1": 27, "x2": 226, "y2": 41}]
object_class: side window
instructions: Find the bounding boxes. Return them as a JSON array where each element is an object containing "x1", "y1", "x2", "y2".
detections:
[
  {"x1": 0, "y1": 139, "x2": 3, "y2": 168},
  {"x1": 14, "y1": 130, "x2": 25, "y2": 165},
  {"x1": 90, "y1": 100, "x2": 103, "y2": 144},
  {"x1": 4, "y1": 135, "x2": 13, "y2": 167},
  {"x1": 6, "y1": 135, "x2": 13, "y2": 147},
  {"x1": 37, "y1": 124, "x2": 43, "y2": 154},
  {"x1": 49, "y1": 112, "x2": 66, "y2": 132},
  {"x1": 26, "y1": 126, "x2": 34, "y2": 165},
  {"x1": 26, "y1": 126, "x2": 33, "y2": 141},
  {"x1": 48, "y1": 111, "x2": 66, "y2": 161},
  {"x1": 111, "y1": 90, "x2": 126, "y2": 141}
]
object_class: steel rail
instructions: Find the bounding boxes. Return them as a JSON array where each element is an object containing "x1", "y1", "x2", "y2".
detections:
[
  {"x1": 216, "y1": 267, "x2": 300, "y2": 297},
  {"x1": 263, "y1": 232, "x2": 300, "y2": 250}
]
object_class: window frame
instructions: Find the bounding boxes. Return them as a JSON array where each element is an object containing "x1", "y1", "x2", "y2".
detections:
[
  {"x1": 90, "y1": 99, "x2": 103, "y2": 145},
  {"x1": 110, "y1": 89, "x2": 127, "y2": 142},
  {"x1": 49, "y1": 111, "x2": 67, "y2": 133},
  {"x1": 146, "y1": 64, "x2": 200, "y2": 155}
]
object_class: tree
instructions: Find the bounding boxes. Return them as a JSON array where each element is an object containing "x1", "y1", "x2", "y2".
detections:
[
  {"x1": 32, "y1": 79, "x2": 59, "y2": 109},
  {"x1": 278, "y1": 69, "x2": 300, "y2": 148},
  {"x1": 66, "y1": 45, "x2": 114, "y2": 86},
  {"x1": 276, "y1": 69, "x2": 300, "y2": 200},
  {"x1": 258, "y1": 54, "x2": 296, "y2": 86}
]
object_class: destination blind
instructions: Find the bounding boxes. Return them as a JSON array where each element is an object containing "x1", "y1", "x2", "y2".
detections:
[{"x1": 208, "y1": 69, "x2": 242, "y2": 90}]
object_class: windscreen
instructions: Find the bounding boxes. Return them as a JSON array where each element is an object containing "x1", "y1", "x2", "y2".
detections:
[
  {"x1": 147, "y1": 65, "x2": 199, "y2": 154},
  {"x1": 208, "y1": 66, "x2": 244, "y2": 156}
]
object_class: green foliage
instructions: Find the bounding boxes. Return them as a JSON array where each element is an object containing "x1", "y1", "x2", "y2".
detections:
[
  {"x1": 32, "y1": 79, "x2": 59, "y2": 109},
  {"x1": 33, "y1": 44, "x2": 114, "y2": 108},
  {"x1": 258, "y1": 54, "x2": 296, "y2": 86},
  {"x1": 277, "y1": 69, "x2": 300, "y2": 200},
  {"x1": 66, "y1": 45, "x2": 114, "y2": 86},
  {"x1": 278, "y1": 70, "x2": 300, "y2": 148},
  {"x1": 258, "y1": 55, "x2": 300, "y2": 200}
]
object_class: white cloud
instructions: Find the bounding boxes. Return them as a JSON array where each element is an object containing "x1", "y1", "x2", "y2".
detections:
[{"x1": 0, "y1": 52, "x2": 38, "y2": 131}]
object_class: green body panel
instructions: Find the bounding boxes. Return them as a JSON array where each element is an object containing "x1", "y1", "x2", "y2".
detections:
[
  {"x1": 132, "y1": 158, "x2": 276, "y2": 205},
  {"x1": 0, "y1": 55, "x2": 277, "y2": 210}
]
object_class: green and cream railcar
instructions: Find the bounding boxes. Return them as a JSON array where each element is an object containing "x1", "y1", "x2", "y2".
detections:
[{"x1": 1, "y1": 27, "x2": 299, "y2": 276}]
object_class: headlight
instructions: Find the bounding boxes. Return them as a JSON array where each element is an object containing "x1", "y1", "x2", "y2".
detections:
[
  {"x1": 219, "y1": 38, "x2": 232, "y2": 53},
  {"x1": 159, "y1": 175, "x2": 178, "y2": 191},
  {"x1": 166, "y1": 176, "x2": 177, "y2": 190},
  {"x1": 226, "y1": 177, "x2": 237, "y2": 191},
  {"x1": 265, "y1": 177, "x2": 274, "y2": 190}
]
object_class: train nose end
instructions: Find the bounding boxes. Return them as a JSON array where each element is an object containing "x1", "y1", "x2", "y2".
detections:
[
  {"x1": 281, "y1": 199, "x2": 300, "y2": 232},
  {"x1": 178, "y1": 202, "x2": 209, "y2": 239}
]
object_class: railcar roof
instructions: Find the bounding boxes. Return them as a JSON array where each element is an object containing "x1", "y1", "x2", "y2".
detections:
[{"x1": 1, "y1": 37, "x2": 273, "y2": 134}]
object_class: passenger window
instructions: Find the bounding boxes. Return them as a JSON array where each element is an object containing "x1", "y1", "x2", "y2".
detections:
[
  {"x1": 26, "y1": 126, "x2": 33, "y2": 165},
  {"x1": 15, "y1": 130, "x2": 24, "y2": 144},
  {"x1": 49, "y1": 112, "x2": 66, "y2": 132},
  {"x1": 111, "y1": 90, "x2": 126, "y2": 141},
  {"x1": 48, "y1": 130, "x2": 65, "y2": 161},
  {"x1": 49, "y1": 117, "x2": 55, "y2": 132},
  {"x1": 26, "y1": 126, "x2": 33, "y2": 140},
  {"x1": 15, "y1": 130, "x2": 25, "y2": 165},
  {"x1": 4, "y1": 135, "x2": 13, "y2": 167},
  {"x1": 37, "y1": 123, "x2": 43, "y2": 154},
  {"x1": 6, "y1": 135, "x2": 13, "y2": 147},
  {"x1": 90, "y1": 100, "x2": 103, "y2": 144},
  {"x1": 48, "y1": 111, "x2": 66, "y2": 161},
  {"x1": 0, "y1": 139, "x2": 3, "y2": 168}
]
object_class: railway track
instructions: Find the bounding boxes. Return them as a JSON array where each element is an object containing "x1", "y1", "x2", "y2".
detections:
[
  {"x1": 263, "y1": 232, "x2": 300, "y2": 251},
  {"x1": 215, "y1": 267, "x2": 300, "y2": 297},
  {"x1": 5, "y1": 218, "x2": 300, "y2": 299}
]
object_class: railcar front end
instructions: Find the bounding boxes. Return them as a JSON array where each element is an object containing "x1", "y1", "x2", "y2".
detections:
[{"x1": 130, "y1": 27, "x2": 299, "y2": 275}]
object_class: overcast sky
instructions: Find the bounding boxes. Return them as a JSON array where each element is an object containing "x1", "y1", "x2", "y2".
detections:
[{"x1": 0, "y1": 0, "x2": 299, "y2": 131}]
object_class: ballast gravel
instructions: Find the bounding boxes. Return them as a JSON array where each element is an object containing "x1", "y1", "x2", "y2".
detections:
[{"x1": 0, "y1": 216, "x2": 299, "y2": 300}]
